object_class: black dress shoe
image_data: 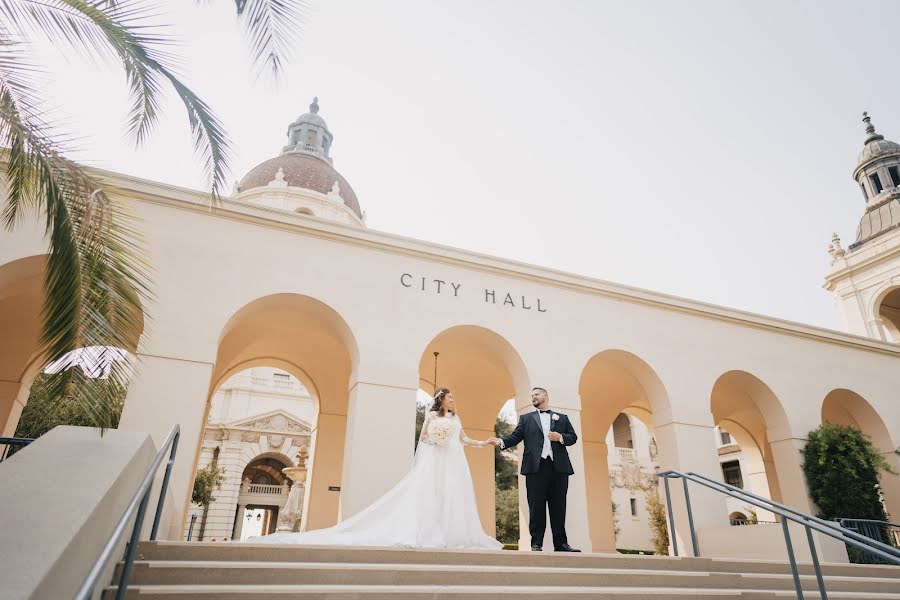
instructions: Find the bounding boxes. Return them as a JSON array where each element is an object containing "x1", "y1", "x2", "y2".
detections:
[
  {"x1": 554, "y1": 544, "x2": 581, "y2": 552},
  {"x1": 530, "y1": 545, "x2": 542, "y2": 551}
]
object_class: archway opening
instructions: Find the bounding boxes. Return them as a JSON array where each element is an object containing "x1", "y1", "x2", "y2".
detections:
[
  {"x1": 710, "y1": 371, "x2": 790, "y2": 524},
  {"x1": 1, "y1": 255, "x2": 145, "y2": 440},
  {"x1": 579, "y1": 350, "x2": 670, "y2": 553},
  {"x1": 200, "y1": 293, "x2": 359, "y2": 537},
  {"x1": 417, "y1": 325, "x2": 529, "y2": 536},
  {"x1": 822, "y1": 389, "x2": 899, "y2": 520},
  {"x1": 876, "y1": 287, "x2": 900, "y2": 342},
  {"x1": 188, "y1": 367, "x2": 314, "y2": 541}
]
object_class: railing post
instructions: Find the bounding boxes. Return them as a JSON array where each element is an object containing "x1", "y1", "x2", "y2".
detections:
[
  {"x1": 804, "y1": 519, "x2": 827, "y2": 600},
  {"x1": 681, "y1": 477, "x2": 700, "y2": 557},
  {"x1": 150, "y1": 430, "x2": 180, "y2": 540},
  {"x1": 663, "y1": 475, "x2": 679, "y2": 557},
  {"x1": 116, "y1": 489, "x2": 153, "y2": 600},
  {"x1": 781, "y1": 518, "x2": 804, "y2": 600}
]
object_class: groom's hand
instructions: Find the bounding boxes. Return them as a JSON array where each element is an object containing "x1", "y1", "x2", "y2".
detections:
[
  {"x1": 487, "y1": 438, "x2": 501, "y2": 446},
  {"x1": 548, "y1": 432, "x2": 562, "y2": 442}
]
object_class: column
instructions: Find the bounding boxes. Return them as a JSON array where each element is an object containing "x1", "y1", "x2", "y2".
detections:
[
  {"x1": 879, "y1": 452, "x2": 900, "y2": 522},
  {"x1": 301, "y1": 412, "x2": 346, "y2": 531},
  {"x1": 232, "y1": 504, "x2": 246, "y2": 540},
  {"x1": 560, "y1": 409, "x2": 592, "y2": 552},
  {"x1": 654, "y1": 420, "x2": 729, "y2": 555},
  {"x1": 339, "y1": 380, "x2": 418, "y2": 519},
  {"x1": 117, "y1": 354, "x2": 214, "y2": 540},
  {"x1": 768, "y1": 437, "x2": 815, "y2": 514},
  {"x1": 583, "y1": 440, "x2": 616, "y2": 552},
  {"x1": 465, "y1": 427, "x2": 496, "y2": 535}
]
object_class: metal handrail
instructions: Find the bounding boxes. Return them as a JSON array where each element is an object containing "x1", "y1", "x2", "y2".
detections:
[
  {"x1": 74, "y1": 425, "x2": 180, "y2": 600},
  {"x1": 659, "y1": 470, "x2": 900, "y2": 600},
  {"x1": 685, "y1": 471, "x2": 900, "y2": 559},
  {"x1": 0, "y1": 436, "x2": 34, "y2": 462}
]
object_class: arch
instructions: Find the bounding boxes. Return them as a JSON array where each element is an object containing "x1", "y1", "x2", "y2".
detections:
[
  {"x1": 710, "y1": 370, "x2": 792, "y2": 512},
  {"x1": 203, "y1": 293, "x2": 360, "y2": 533},
  {"x1": 578, "y1": 349, "x2": 671, "y2": 552},
  {"x1": 417, "y1": 324, "x2": 530, "y2": 535},
  {"x1": 612, "y1": 413, "x2": 634, "y2": 449},
  {"x1": 871, "y1": 284, "x2": 900, "y2": 342},
  {"x1": 822, "y1": 388, "x2": 900, "y2": 519},
  {"x1": 0, "y1": 255, "x2": 145, "y2": 435}
]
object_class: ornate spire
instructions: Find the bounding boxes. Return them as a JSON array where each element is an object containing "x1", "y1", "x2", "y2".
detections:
[
  {"x1": 310, "y1": 97, "x2": 320, "y2": 114},
  {"x1": 863, "y1": 111, "x2": 885, "y2": 144}
]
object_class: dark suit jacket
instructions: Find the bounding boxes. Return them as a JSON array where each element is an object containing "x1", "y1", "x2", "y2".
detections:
[{"x1": 501, "y1": 410, "x2": 577, "y2": 475}]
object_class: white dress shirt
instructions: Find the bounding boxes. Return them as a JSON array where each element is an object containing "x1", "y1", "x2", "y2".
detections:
[
  {"x1": 539, "y1": 411, "x2": 553, "y2": 460},
  {"x1": 500, "y1": 411, "x2": 553, "y2": 459}
]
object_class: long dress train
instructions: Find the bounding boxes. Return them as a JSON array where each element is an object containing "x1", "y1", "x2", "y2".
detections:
[{"x1": 249, "y1": 411, "x2": 502, "y2": 550}]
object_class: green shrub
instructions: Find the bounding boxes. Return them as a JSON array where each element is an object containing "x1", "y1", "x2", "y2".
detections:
[{"x1": 802, "y1": 423, "x2": 893, "y2": 521}]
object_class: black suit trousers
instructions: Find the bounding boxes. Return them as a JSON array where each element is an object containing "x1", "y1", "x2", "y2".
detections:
[{"x1": 526, "y1": 457, "x2": 569, "y2": 548}]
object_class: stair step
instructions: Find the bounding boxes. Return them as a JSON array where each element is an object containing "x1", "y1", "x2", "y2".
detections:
[
  {"x1": 134, "y1": 542, "x2": 900, "y2": 579},
  {"x1": 120, "y1": 560, "x2": 900, "y2": 594},
  {"x1": 105, "y1": 583, "x2": 900, "y2": 600},
  {"x1": 125, "y1": 561, "x2": 744, "y2": 588}
]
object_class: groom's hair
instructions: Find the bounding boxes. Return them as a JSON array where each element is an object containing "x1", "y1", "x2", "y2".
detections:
[{"x1": 532, "y1": 387, "x2": 548, "y2": 394}]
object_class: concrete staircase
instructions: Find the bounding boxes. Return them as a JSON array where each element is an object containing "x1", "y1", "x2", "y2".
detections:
[{"x1": 106, "y1": 541, "x2": 900, "y2": 599}]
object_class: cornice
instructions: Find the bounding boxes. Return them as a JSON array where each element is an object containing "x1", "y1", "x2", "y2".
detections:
[{"x1": 30, "y1": 165, "x2": 900, "y2": 360}]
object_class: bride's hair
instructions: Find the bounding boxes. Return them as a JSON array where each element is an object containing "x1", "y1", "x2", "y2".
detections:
[{"x1": 430, "y1": 387, "x2": 454, "y2": 416}]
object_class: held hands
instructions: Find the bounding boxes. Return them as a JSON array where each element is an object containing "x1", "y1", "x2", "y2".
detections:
[{"x1": 484, "y1": 437, "x2": 502, "y2": 447}]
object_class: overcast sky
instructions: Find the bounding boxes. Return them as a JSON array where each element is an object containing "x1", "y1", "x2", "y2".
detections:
[{"x1": 29, "y1": 0, "x2": 900, "y2": 332}]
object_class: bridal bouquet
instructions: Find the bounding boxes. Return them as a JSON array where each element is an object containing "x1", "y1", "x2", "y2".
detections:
[{"x1": 427, "y1": 419, "x2": 454, "y2": 446}]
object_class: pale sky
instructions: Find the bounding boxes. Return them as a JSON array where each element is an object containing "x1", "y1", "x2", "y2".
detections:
[{"x1": 28, "y1": 0, "x2": 900, "y2": 331}]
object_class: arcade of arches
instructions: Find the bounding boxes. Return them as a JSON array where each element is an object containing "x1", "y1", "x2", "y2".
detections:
[{"x1": 2, "y1": 267, "x2": 899, "y2": 554}]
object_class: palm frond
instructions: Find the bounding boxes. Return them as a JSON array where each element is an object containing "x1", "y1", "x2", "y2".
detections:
[
  {"x1": 0, "y1": 53, "x2": 150, "y2": 431},
  {"x1": 233, "y1": 0, "x2": 306, "y2": 78},
  {"x1": 1, "y1": 0, "x2": 232, "y2": 195}
]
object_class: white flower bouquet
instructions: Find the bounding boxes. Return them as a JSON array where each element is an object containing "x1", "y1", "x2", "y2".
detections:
[{"x1": 427, "y1": 418, "x2": 454, "y2": 446}]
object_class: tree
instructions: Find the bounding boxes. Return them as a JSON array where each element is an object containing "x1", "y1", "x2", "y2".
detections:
[
  {"x1": 802, "y1": 423, "x2": 893, "y2": 522},
  {"x1": 0, "y1": 1, "x2": 304, "y2": 429},
  {"x1": 495, "y1": 487, "x2": 519, "y2": 544},
  {"x1": 494, "y1": 416, "x2": 517, "y2": 491},
  {"x1": 645, "y1": 488, "x2": 669, "y2": 555},
  {"x1": 14, "y1": 371, "x2": 127, "y2": 439},
  {"x1": 192, "y1": 463, "x2": 225, "y2": 507},
  {"x1": 413, "y1": 402, "x2": 427, "y2": 450}
]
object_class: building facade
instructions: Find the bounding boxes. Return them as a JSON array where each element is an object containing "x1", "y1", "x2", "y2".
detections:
[
  {"x1": 3, "y1": 103, "x2": 899, "y2": 559},
  {"x1": 187, "y1": 367, "x2": 314, "y2": 541}
]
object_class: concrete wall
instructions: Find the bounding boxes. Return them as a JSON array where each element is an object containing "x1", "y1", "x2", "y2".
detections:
[{"x1": 0, "y1": 426, "x2": 156, "y2": 600}]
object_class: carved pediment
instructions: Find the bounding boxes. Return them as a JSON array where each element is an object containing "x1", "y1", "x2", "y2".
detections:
[{"x1": 223, "y1": 409, "x2": 312, "y2": 435}]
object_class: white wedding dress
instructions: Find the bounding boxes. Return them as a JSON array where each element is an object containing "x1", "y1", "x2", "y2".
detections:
[{"x1": 252, "y1": 411, "x2": 502, "y2": 550}]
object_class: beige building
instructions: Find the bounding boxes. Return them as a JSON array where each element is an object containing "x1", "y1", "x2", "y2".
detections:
[
  {"x1": 2, "y1": 102, "x2": 899, "y2": 557},
  {"x1": 188, "y1": 367, "x2": 314, "y2": 542}
]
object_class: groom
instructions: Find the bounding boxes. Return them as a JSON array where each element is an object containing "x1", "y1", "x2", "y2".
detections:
[{"x1": 489, "y1": 387, "x2": 580, "y2": 552}]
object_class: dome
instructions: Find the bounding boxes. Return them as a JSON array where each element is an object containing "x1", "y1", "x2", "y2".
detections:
[
  {"x1": 856, "y1": 112, "x2": 900, "y2": 170},
  {"x1": 851, "y1": 196, "x2": 900, "y2": 249},
  {"x1": 293, "y1": 110, "x2": 327, "y2": 129},
  {"x1": 237, "y1": 153, "x2": 362, "y2": 219},
  {"x1": 857, "y1": 137, "x2": 900, "y2": 167}
]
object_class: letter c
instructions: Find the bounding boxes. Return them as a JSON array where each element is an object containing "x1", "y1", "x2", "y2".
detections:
[{"x1": 400, "y1": 273, "x2": 413, "y2": 288}]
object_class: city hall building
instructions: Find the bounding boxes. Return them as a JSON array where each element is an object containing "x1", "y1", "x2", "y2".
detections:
[{"x1": 2, "y1": 101, "x2": 899, "y2": 558}]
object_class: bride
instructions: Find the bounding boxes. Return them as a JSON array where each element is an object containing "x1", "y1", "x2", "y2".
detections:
[{"x1": 251, "y1": 387, "x2": 502, "y2": 550}]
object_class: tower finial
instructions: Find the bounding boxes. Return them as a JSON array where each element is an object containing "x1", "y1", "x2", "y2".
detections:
[
  {"x1": 863, "y1": 111, "x2": 884, "y2": 143},
  {"x1": 310, "y1": 97, "x2": 320, "y2": 114}
]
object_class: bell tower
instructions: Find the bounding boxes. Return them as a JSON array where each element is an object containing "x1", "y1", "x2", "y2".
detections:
[{"x1": 825, "y1": 112, "x2": 900, "y2": 341}]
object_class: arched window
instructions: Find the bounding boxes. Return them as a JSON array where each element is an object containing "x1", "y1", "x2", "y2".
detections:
[{"x1": 612, "y1": 413, "x2": 633, "y2": 449}]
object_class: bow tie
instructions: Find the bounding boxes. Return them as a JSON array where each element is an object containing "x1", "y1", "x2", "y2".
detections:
[{"x1": 539, "y1": 410, "x2": 551, "y2": 414}]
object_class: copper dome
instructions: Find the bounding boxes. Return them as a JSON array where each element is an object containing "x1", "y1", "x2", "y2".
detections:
[{"x1": 237, "y1": 153, "x2": 362, "y2": 219}]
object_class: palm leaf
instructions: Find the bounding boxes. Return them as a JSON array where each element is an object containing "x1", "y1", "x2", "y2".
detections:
[
  {"x1": 0, "y1": 0, "x2": 232, "y2": 196},
  {"x1": 233, "y1": 0, "x2": 306, "y2": 78},
  {"x1": 0, "y1": 48, "x2": 150, "y2": 431}
]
